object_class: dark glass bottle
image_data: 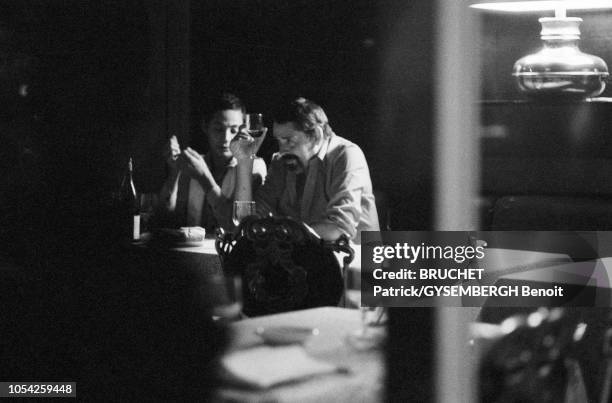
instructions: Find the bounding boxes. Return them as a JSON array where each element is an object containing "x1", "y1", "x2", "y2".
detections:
[{"x1": 120, "y1": 157, "x2": 140, "y2": 240}]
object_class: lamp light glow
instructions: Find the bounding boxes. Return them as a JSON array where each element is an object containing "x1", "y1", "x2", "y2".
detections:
[
  {"x1": 471, "y1": 0, "x2": 611, "y2": 98},
  {"x1": 470, "y1": 0, "x2": 612, "y2": 13}
]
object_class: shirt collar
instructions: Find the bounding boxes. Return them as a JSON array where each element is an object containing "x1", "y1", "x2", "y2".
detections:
[{"x1": 314, "y1": 134, "x2": 332, "y2": 161}]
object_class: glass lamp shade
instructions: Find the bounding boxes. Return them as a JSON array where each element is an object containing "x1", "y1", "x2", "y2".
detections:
[{"x1": 513, "y1": 17, "x2": 609, "y2": 99}]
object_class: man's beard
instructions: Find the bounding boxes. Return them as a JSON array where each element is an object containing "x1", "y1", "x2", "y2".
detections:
[{"x1": 279, "y1": 153, "x2": 303, "y2": 172}]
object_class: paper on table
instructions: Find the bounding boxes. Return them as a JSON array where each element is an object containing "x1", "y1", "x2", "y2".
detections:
[
  {"x1": 220, "y1": 345, "x2": 339, "y2": 389},
  {"x1": 152, "y1": 226, "x2": 206, "y2": 245}
]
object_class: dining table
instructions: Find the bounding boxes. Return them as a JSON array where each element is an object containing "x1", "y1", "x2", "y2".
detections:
[
  {"x1": 131, "y1": 234, "x2": 222, "y2": 273},
  {"x1": 131, "y1": 233, "x2": 383, "y2": 401},
  {"x1": 213, "y1": 306, "x2": 385, "y2": 403},
  {"x1": 133, "y1": 235, "x2": 361, "y2": 274}
]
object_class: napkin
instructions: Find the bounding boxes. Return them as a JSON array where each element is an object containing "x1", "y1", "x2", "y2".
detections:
[
  {"x1": 153, "y1": 226, "x2": 206, "y2": 244},
  {"x1": 220, "y1": 345, "x2": 339, "y2": 389}
]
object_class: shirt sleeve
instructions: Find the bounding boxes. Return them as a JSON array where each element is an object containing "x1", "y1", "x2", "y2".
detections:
[
  {"x1": 316, "y1": 144, "x2": 370, "y2": 240},
  {"x1": 252, "y1": 157, "x2": 267, "y2": 189},
  {"x1": 254, "y1": 154, "x2": 285, "y2": 217}
]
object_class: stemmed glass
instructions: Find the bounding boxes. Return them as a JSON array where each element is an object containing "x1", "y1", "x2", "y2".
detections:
[
  {"x1": 345, "y1": 267, "x2": 385, "y2": 350},
  {"x1": 210, "y1": 274, "x2": 243, "y2": 322},
  {"x1": 245, "y1": 113, "x2": 265, "y2": 138},
  {"x1": 233, "y1": 201, "x2": 256, "y2": 227}
]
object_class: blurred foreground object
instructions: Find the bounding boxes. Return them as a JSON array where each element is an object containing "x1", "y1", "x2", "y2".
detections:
[
  {"x1": 216, "y1": 216, "x2": 353, "y2": 317},
  {"x1": 478, "y1": 308, "x2": 588, "y2": 402}
]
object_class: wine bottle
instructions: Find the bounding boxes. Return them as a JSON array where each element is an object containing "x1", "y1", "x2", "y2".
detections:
[{"x1": 120, "y1": 157, "x2": 140, "y2": 240}]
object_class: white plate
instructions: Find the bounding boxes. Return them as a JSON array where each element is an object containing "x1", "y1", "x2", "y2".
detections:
[
  {"x1": 138, "y1": 231, "x2": 207, "y2": 247},
  {"x1": 168, "y1": 240, "x2": 207, "y2": 247}
]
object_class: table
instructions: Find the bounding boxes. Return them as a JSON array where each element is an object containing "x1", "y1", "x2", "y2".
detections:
[
  {"x1": 214, "y1": 307, "x2": 384, "y2": 403},
  {"x1": 137, "y1": 236, "x2": 361, "y2": 274},
  {"x1": 132, "y1": 235, "x2": 223, "y2": 275}
]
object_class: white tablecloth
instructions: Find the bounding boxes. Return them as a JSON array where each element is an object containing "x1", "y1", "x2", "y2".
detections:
[{"x1": 215, "y1": 307, "x2": 384, "y2": 403}]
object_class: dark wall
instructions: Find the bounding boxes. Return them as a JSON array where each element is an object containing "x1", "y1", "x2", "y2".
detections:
[
  {"x1": 190, "y1": 0, "x2": 435, "y2": 230},
  {"x1": 0, "y1": 0, "x2": 168, "y2": 198},
  {"x1": 189, "y1": 0, "x2": 380, "y2": 161},
  {"x1": 478, "y1": 10, "x2": 612, "y2": 230},
  {"x1": 0, "y1": 0, "x2": 437, "y2": 237}
]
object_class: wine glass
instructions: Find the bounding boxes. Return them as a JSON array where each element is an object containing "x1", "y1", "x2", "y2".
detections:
[
  {"x1": 233, "y1": 201, "x2": 256, "y2": 227},
  {"x1": 210, "y1": 274, "x2": 243, "y2": 322},
  {"x1": 245, "y1": 113, "x2": 265, "y2": 138},
  {"x1": 345, "y1": 267, "x2": 385, "y2": 350}
]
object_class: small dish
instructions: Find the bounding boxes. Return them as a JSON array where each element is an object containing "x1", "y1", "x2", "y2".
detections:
[
  {"x1": 255, "y1": 326, "x2": 319, "y2": 346},
  {"x1": 169, "y1": 240, "x2": 207, "y2": 247}
]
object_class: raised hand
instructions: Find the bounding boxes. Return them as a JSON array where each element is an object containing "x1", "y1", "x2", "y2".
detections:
[
  {"x1": 163, "y1": 135, "x2": 181, "y2": 171},
  {"x1": 230, "y1": 127, "x2": 267, "y2": 161},
  {"x1": 178, "y1": 147, "x2": 213, "y2": 180}
]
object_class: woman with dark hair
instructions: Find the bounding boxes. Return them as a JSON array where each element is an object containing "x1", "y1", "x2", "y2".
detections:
[
  {"x1": 158, "y1": 92, "x2": 266, "y2": 231},
  {"x1": 231, "y1": 97, "x2": 379, "y2": 243}
]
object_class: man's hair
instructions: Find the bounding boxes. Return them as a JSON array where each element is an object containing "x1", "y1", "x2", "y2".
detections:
[
  {"x1": 202, "y1": 92, "x2": 245, "y2": 122},
  {"x1": 272, "y1": 97, "x2": 333, "y2": 140}
]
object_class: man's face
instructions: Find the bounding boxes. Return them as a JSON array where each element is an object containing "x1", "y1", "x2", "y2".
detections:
[
  {"x1": 273, "y1": 122, "x2": 317, "y2": 166},
  {"x1": 205, "y1": 109, "x2": 244, "y2": 160}
]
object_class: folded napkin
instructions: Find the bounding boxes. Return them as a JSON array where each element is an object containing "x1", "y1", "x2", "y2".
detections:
[
  {"x1": 153, "y1": 226, "x2": 206, "y2": 244},
  {"x1": 220, "y1": 345, "x2": 338, "y2": 389}
]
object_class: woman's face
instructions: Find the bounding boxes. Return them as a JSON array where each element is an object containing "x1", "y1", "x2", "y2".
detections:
[
  {"x1": 204, "y1": 109, "x2": 244, "y2": 160},
  {"x1": 273, "y1": 122, "x2": 318, "y2": 166}
]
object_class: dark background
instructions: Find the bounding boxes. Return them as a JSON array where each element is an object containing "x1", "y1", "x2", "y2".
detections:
[
  {"x1": 0, "y1": 1, "x2": 436, "y2": 400},
  {"x1": 2, "y1": 2, "x2": 612, "y2": 232},
  {"x1": 478, "y1": 10, "x2": 612, "y2": 231},
  {"x1": 2, "y1": 1, "x2": 612, "y2": 401},
  {"x1": 0, "y1": 0, "x2": 436, "y2": 231}
]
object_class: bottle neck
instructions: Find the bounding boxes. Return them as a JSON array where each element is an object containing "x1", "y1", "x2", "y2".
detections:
[
  {"x1": 125, "y1": 157, "x2": 134, "y2": 183},
  {"x1": 542, "y1": 38, "x2": 579, "y2": 49}
]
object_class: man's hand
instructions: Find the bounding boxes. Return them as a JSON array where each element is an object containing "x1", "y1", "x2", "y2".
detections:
[
  {"x1": 163, "y1": 135, "x2": 181, "y2": 171},
  {"x1": 230, "y1": 127, "x2": 267, "y2": 161}
]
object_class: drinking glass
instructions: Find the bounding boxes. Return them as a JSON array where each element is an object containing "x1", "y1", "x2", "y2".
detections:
[
  {"x1": 245, "y1": 113, "x2": 265, "y2": 138},
  {"x1": 138, "y1": 193, "x2": 158, "y2": 235},
  {"x1": 345, "y1": 267, "x2": 385, "y2": 350},
  {"x1": 211, "y1": 275, "x2": 243, "y2": 322},
  {"x1": 233, "y1": 201, "x2": 256, "y2": 227}
]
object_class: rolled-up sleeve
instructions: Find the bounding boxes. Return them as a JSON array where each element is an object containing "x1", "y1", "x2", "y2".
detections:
[{"x1": 318, "y1": 145, "x2": 369, "y2": 239}]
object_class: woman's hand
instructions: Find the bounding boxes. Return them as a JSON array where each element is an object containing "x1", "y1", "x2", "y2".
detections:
[
  {"x1": 163, "y1": 135, "x2": 181, "y2": 171},
  {"x1": 178, "y1": 147, "x2": 214, "y2": 182},
  {"x1": 230, "y1": 127, "x2": 267, "y2": 161}
]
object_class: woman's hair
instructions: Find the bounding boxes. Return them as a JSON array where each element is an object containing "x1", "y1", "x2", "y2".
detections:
[
  {"x1": 272, "y1": 97, "x2": 333, "y2": 140},
  {"x1": 202, "y1": 92, "x2": 245, "y2": 123}
]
